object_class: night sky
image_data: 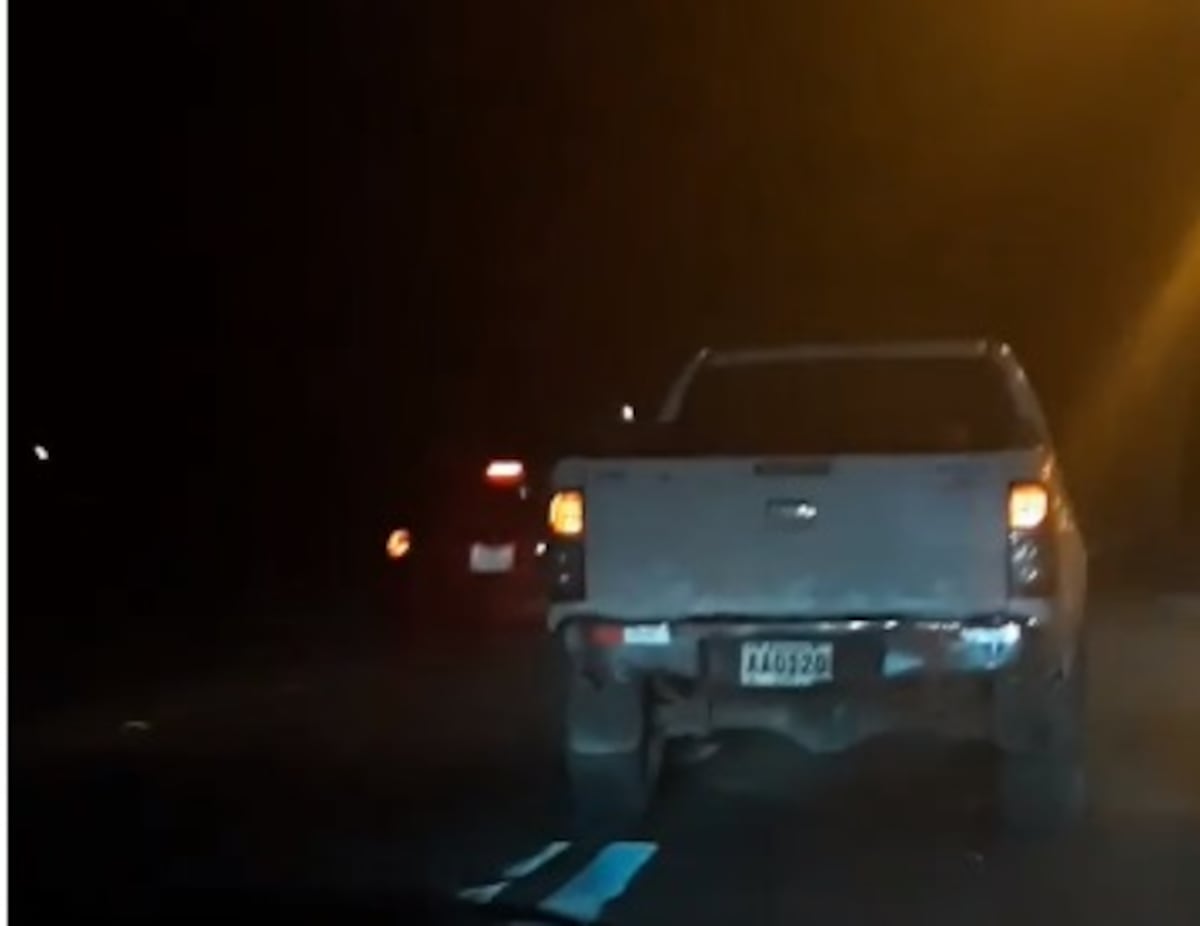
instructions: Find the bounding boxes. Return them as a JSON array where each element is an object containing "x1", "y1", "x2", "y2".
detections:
[{"x1": 14, "y1": 1, "x2": 1200, "y2": 620}]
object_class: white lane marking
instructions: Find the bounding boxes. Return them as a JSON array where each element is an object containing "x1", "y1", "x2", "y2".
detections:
[
  {"x1": 457, "y1": 840, "x2": 572, "y2": 904},
  {"x1": 457, "y1": 882, "x2": 506, "y2": 904},
  {"x1": 503, "y1": 840, "x2": 571, "y2": 879},
  {"x1": 539, "y1": 841, "x2": 658, "y2": 922}
]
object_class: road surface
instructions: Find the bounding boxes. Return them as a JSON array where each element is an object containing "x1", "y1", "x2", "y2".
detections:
[{"x1": 12, "y1": 592, "x2": 1200, "y2": 924}]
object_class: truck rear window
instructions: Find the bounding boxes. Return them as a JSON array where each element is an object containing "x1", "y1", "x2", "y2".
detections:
[{"x1": 675, "y1": 357, "x2": 1038, "y2": 454}]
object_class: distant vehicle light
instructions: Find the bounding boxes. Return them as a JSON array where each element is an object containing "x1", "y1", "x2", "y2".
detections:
[
  {"x1": 620, "y1": 404, "x2": 636, "y2": 423},
  {"x1": 1008, "y1": 483, "x2": 1049, "y2": 530},
  {"x1": 549, "y1": 490, "x2": 585, "y2": 537},
  {"x1": 535, "y1": 541, "x2": 548, "y2": 557},
  {"x1": 33, "y1": 444, "x2": 50, "y2": 462},
  {"x1": 385, "y1": 528, "x2": 413, "y2": 560},
  {"x1": 485, "y1": 459, "x2": 525, "y2": 486}
]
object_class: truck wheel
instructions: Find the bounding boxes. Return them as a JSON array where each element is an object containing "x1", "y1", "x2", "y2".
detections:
[
  {"x1": 564, "y1": 672, "x2": 662, "y2": 834},
  {"x1": 1000, "y1": 746, "x2": 1085, "y2": 834},
  {"x1": 996, "y1": 646, "x2": 1087, "y2": 834}
]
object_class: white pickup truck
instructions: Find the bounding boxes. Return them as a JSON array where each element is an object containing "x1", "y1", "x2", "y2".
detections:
[{"x1": 545, "y1": 341, "x2": 1087, "y2": 832}]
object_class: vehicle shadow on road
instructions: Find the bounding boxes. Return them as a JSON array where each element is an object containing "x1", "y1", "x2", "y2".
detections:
[{"x1": 630, "y1": 731, "x2": 1200, "y2": 925}]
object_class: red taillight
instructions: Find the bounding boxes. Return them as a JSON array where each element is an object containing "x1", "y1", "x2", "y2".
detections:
[
  {"x1": 485, "y1": 459, "x2": 525, "y2": 486},
  {"x1": 1007, "y1": 482, "x2": 1055, "y2": 596}
]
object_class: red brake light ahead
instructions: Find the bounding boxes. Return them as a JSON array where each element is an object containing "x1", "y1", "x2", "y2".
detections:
[{"x1": 485, "y1": 459, "x2": 525, "y2": 486}]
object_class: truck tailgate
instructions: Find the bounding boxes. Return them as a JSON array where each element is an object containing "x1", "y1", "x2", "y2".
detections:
[{"x1": 575, "y1": 454, "x2": 1029, "y2": 620}]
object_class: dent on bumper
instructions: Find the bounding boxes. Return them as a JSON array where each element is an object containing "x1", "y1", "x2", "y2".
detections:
[{"x1": 887, "y1": 621, "x2": 1024, "y2": 675}]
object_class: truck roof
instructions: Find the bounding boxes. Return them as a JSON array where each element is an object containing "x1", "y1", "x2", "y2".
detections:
[
  {"x1": 704, "y1": 339, "x2": 1008, "y2": 367},
  {"x1": 659, "y1": 339, "x2": 1035, "y2": 425}
]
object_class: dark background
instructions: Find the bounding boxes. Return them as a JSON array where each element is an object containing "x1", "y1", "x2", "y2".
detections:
[{"x1": 12, "y1": 2, "x2": 1200, "y2": 666}]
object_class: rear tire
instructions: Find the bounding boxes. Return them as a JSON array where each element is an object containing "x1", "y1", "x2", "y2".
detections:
[
  {"x1": 996, "y1": 642, "x2": 1087, "y2": 834},
  {"x1": 564, "y1": 672, "x2": 661, "y2": 835},
  {"x1": 999, "y1": 745, "x2": 1085, "y2": 834},
  {"x1": 567, "y1": 747, "x2": 657, "y2": 834}
]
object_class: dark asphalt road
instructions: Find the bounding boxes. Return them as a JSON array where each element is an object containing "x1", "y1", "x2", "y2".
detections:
[{"x1": 12, "y1": 594, "x2": 1200, "y2": 924}]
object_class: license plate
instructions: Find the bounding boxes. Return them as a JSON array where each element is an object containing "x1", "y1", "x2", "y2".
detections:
[
  {"x1": 468, "y1": 543, "x2": 516, "y2": 573},
  {"x1": 740, "y1": 641, "x2": 834, "y2": 688}
]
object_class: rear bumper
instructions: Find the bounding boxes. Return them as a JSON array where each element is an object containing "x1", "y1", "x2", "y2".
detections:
[
  {"x1": 560, "y1": 610, "x2": 1063, "y2": 684},
  {"x1": 562, "y1": 613, "x2": 1073, "y2": 754}
]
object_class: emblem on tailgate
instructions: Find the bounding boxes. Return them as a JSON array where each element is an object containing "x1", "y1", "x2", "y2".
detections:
[{"x1": 766, "y1": 498, "x2": 818, "y2": 527}]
